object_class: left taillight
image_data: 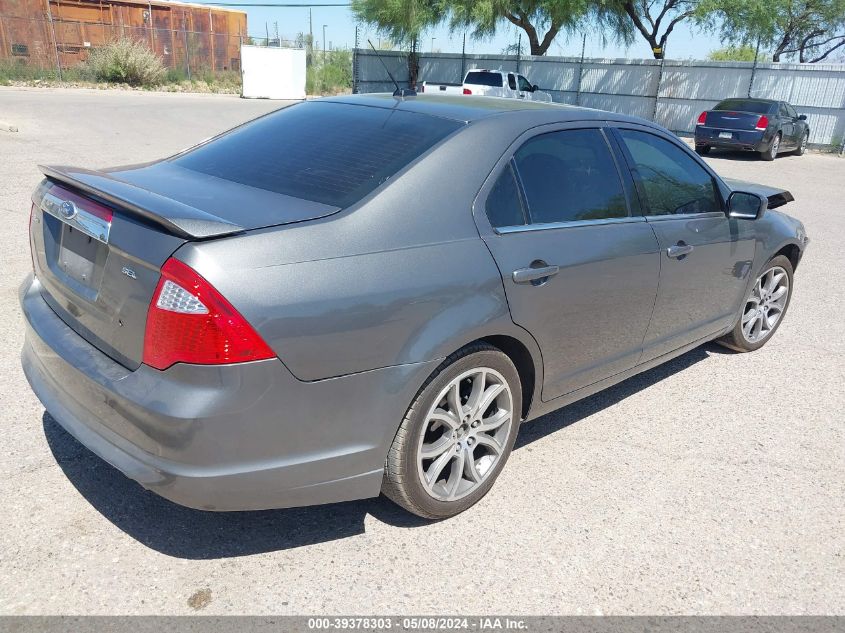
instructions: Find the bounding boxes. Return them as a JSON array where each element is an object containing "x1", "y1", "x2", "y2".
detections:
[
  {"x1": 697, "y1": 111, "x2": 707, "y2": 126},
  {"x1": 143, "y1": 257, "x2": 275, "y2": 370}
]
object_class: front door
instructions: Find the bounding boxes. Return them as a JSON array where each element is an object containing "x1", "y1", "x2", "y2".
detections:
[
  {"x1": 612, "y1": 126, "x2": 757, "y2": 361},
  {"x1": 475, "y1": 126, "x2": 661, "y2": 401}
]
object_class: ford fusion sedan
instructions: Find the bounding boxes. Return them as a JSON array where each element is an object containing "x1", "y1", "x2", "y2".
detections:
[
  {"x1": 21, "y1": 95, "x2": 807, "y2": 519},
  {"x1": 695, "y1": 98, "x2": 810, "y2": 160}
]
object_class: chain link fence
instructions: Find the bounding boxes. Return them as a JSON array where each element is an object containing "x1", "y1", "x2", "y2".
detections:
[{"x1": 353, "y1": 46, "x2": 845, "y2": 152}]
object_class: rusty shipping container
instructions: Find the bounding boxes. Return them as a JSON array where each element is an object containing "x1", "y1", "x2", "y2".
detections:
[{"x1": 0, "y1": 0, "x2": 247, "y2": 72}]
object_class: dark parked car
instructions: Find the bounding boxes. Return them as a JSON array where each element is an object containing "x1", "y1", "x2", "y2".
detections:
[
  {"x1": 21, "y1": 95, "x2": 808, "y2": 519},
  {"x1": 695, "y1": 98, "x2": 810, "y2": 160}
]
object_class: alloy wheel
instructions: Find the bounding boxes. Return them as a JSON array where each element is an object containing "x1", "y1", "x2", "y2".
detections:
[
  {"x1": 741, "y1": 266, "x2": 789, "y2": 344},
  {"x1": 416, "y1": 367, "x2": 513, "y2": 502},
  {"x1": 770, "y1": 135, "x2": 780, "y2": 158}
]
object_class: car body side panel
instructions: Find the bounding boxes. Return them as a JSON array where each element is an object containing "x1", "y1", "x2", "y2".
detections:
[{"x1": 174, "y1": 116, "x2": 540, "y2": 383}]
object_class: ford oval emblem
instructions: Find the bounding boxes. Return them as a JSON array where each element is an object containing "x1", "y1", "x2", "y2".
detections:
[{"x1": 60, "y1": 200, "x2": 77, "y2": 220}]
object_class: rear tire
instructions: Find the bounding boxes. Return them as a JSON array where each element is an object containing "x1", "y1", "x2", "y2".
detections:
[
  {"x1": 382, "y1": 343, "x2": 522, "y2": 519},
  {"x1": 695, "y1": 145, "x2": 711, "y2": 156},
  {"x1": 761, "y1": 133, "x2": 780, "y2": 161},
  {"x1": 717, "y1": 255, "x2": 793, "y2": 352}
]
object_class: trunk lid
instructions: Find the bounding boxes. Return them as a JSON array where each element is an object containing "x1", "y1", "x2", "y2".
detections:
[
  {"x1": 704, "y1": 110, "x2": 768, "y2": 131},
  {"x1": 31, "y1": 163, "x2": 340, "y2": 370}
]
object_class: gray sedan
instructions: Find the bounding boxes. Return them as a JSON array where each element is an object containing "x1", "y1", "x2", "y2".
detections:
[{"x1": 20, "y1": 95, "x2": 808, "y2": 519}]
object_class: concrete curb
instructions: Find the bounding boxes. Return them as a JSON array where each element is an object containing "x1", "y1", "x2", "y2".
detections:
[{"x1": 0, "y1": 120, "x2": 19, "y2": 132}]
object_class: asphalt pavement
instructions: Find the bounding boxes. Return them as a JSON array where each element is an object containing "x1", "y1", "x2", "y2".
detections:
[{"x1": 0, "y1": 87, "x2": 842, "y2": 615}]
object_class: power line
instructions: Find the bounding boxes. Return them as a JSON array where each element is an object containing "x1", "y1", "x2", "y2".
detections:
[{"x1": 199, "y1": 2, "x2": 350, "y2": 6}]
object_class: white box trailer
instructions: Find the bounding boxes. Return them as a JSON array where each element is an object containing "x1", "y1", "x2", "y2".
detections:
[{"x1": 241, "y1": 45, "x2": 306, "y2": 100}]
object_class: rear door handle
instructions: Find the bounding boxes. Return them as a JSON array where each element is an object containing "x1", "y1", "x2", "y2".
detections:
[
  {"x1": 667, "y1": 243, "x2": 694, "y2": 258},
  {"x1": 512, "y1": 265, "x2": 559, "y2": 284}
]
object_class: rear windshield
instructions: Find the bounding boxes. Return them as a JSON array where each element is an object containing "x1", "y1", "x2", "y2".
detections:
[
  {"x1": 465, "y1": 71, "x2": 503, "y2": 87},
  {"x1": 172, "y1": 101, "x2": 462, "y2": 208},
  {"x1": 713, "y1": 99, "x2": 775, "y2": 114}
]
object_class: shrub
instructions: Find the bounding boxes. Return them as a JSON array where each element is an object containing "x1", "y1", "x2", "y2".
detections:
[
  {"x1": 307, "y1": 49, "x2": 352, "y2": 95},
  {"x1": 87, "y1": 39, "x2": 165, "y2": 86}
]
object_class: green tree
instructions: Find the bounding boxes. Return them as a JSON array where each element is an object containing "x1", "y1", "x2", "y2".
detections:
[
  {"x1": 447, "y1": 0, "x2": 593, "y2": 56},
  {"x1": 352, "y1": 0, "x2": 595, "y2": 56},
  {"x1": 707, "y1": 44, "x2": 761, "y2": 60},
  {"x1": 700, "y1": 0, "x2": 845, "y2": 62},
  {"x1": 351, "y1": 0, "x2": 442, "y2": 47},
  {"x1": 597, "y1": 0, "x2": 703, "y2": 59}
]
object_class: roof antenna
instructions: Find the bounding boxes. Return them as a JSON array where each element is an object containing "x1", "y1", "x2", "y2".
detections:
[{"x1": 368, "y1": 39, "x2": 416, "y2": 99}]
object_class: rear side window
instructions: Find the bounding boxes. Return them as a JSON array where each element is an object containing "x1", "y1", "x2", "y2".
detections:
[
  {"x1": 486, "y1": 164, "x2": 526, "y2": 228},
  {"x1": 465, "y1": 71, "x2": 503, "y2": 87},
  {"x1": 173, "y1": 102, "x2": 462, "y2": 208},
  {"x1": 713, "y1": 99, "x2": 775, "y2": 114},
  {"x1": 618, "y1": 129, "x2": 720, "y2": 216},
  {"x1": 513, "y1": 129, "x2": 628, "y2": 224}
]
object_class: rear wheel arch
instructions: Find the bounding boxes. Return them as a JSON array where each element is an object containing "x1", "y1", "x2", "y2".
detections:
[{"x1": 479, "y1": 335, "x2": 537, "y2": 420}]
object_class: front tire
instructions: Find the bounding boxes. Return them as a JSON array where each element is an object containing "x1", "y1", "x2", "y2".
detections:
[
  {"x1": 762, "y1": 133, "x2": 781, "y2": 161},
  {"x1": 717, "y1": 255, "x2": 793, "y2": 352},
  {"x1": 382, "y1": 343, "x2": 522, "y2": 519},
  {"x1": 795, "y1": 131, "x2": 809, "y2": 156}
]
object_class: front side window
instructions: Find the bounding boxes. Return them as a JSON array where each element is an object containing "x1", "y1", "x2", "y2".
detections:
[
  {"x1": 618, "y1": 129, "x2": 720, "y2": 216},
  {"x1": 517, "y1": 75, "x2": 532, "y2": 92},
  {"x1": 786, "y1": 104, "x2": 798, "y2": 119},
  {"x1": 513, "y1": 129, "x2": 628, "y2": 224}
]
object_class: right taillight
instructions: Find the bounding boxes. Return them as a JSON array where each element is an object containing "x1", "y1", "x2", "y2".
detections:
[
  {"x1": 463, "y1": 88, "x2": 472, "y2": 95},
  {"x1": 697, "y1": 111, "x2": 707, "y2": 126},
  {"x1": 755, "y1": 115, "x2": 769, "y2": 130},
  {"x1": 143, "y1": 257, "x2": 275, "y2": 370}
]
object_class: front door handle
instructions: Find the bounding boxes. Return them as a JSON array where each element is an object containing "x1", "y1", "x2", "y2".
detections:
[
  {"x1": 512, "y1": 264, "x2": 559, "y2": 284},
  {"x1": 667, "y1": 243, "x2": 694, "y2": 259}
]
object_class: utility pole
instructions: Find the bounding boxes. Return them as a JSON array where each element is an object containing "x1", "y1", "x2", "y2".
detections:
[
  {"x1": 308, "y1": 8, "x2": 313, "y2": 66},
  {"x1": 431, "y1": 37, "x2": 436, "y2": 52},
  {"x1": 322, "y1": 24, "x2": 327, "y2": 56}
]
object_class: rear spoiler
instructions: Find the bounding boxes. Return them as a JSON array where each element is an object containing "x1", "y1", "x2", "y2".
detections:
[
  {"x1": 722, "y1": 178, "x2": 794, "y2": 210},
  {"x1": 39, "y1": 165, "x2": 246, "y2": 239}
]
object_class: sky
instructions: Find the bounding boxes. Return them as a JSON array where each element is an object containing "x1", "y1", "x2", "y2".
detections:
[{"x1": 192, "y1": 1, "x2": 725, "y2": 60}]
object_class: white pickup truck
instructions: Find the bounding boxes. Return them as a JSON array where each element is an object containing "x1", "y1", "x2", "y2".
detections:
[{"x1": 420, "y1": 69, "x2": 552, "y2": 102}]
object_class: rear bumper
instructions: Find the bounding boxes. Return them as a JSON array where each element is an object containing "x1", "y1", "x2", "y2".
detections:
[
  {"x1": 695, "y1": 127, "x2": 772, "y2": 151},
  {"x1": 20, "y1": 274, "x2": 437, "y2": 511}
]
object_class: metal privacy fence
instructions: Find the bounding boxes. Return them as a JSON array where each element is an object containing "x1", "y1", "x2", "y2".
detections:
[{"x1": 353, "y1": 48, "x2": 845, "y2": 149}]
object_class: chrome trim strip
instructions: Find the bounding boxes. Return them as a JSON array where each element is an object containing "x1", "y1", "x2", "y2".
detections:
[
  {"x1": 41, "y1": 192, "x2": 111, "y2": 244},
  {"x1": 644, "y1": 211, "x2": 726, "y2": 222},
  {"x1": 495, "y1": 215, "x2": 645, "y2": 234}
]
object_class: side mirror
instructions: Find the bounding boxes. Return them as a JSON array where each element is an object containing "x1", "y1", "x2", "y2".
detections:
[
  {"x1": 531, "y1": 84, "x2": 539, "y2": 92},
  {"x1": 727, "y1": 191, "x2": 767, "y2": 220},
  {"x1": 798, "y1": 114, "x2": 807, "y2": 121}
]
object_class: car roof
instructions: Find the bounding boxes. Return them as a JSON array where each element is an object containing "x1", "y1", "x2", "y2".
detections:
[
  {"x1": 718, "y1": 97, "x2": 778, "y2": 104},
  {"x1": 320, "y1": 93, "x2": 654, "y2": 126}
]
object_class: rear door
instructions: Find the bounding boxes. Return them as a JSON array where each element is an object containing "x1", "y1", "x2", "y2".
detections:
[
  {"x1": 611, "y1": 125, "x2": 757, "y2": 361},
  {"x1": 778, "y1": 102, "x2": 796, "y2": 147},
  {"x1": 474, "y1": 124, "x2": 660, "y2": 401}
]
